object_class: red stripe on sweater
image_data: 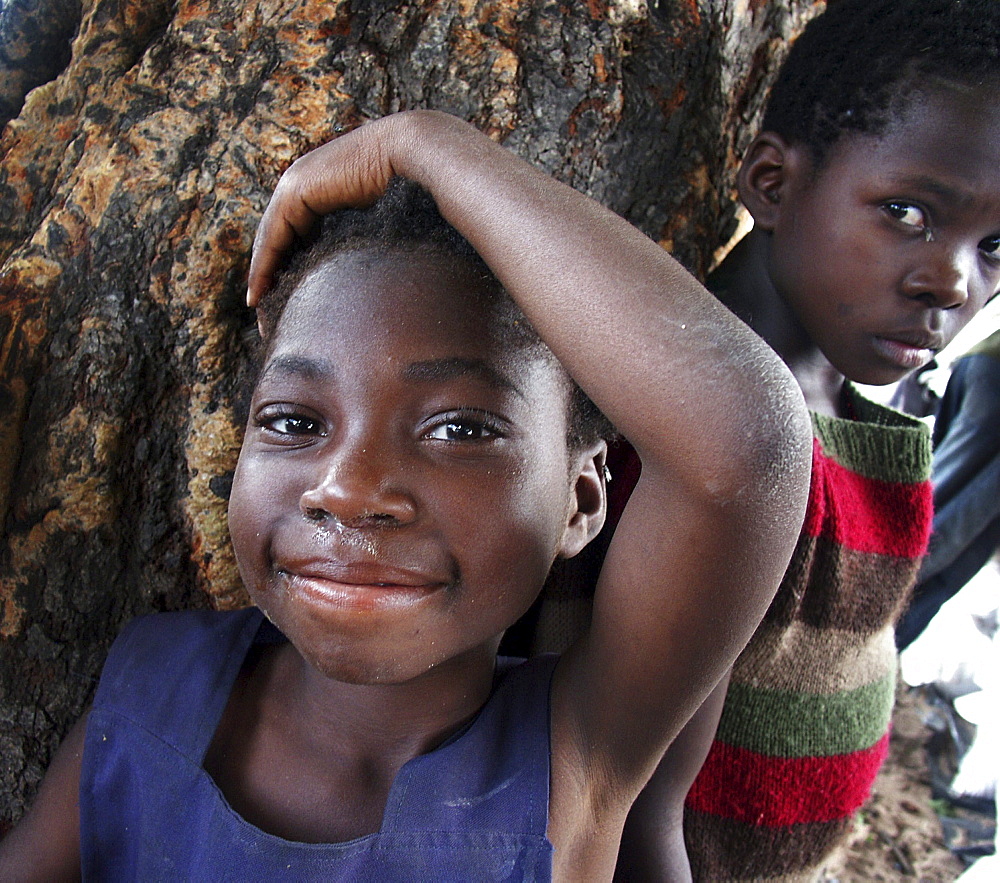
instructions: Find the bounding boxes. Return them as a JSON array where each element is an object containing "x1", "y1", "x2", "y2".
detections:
[
  {"x1": 685, "y1": 733, "x2": 890, "y2": 826},
  {"x1": 801, "y1": 440, "x2": 931, "y2": 558}
]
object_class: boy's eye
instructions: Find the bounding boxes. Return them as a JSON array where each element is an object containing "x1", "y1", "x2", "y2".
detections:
[
  {"x1": 883, "y1": 201, "x2": 927, "y2": 230},
  {"x1": 979, "y1": 234, "x2": 1000, "y2": 258}
]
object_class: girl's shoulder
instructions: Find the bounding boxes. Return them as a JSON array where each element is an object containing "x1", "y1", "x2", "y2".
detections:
[{"x1": 90, "y1": 608, "x2": 265, "y2": 751}]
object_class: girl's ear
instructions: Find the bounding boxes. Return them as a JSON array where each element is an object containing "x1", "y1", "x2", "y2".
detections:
[
  {"x1": 737, "y1": 132, "x2": 802, "y2": 231},
  {"x1": 557, "y1": 441, "x2": 608, "y2": 559}
]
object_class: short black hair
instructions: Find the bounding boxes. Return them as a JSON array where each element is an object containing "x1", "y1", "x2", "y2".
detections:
[
  {"x1": 255, "y1": 177, "x2": 615, "y2": 451},
  {"x1": 762, "y1": 0, "x2": 1000, "y2": 166}
]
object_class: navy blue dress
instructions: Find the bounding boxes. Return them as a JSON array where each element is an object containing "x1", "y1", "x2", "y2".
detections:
[{"x1": 80, "y1": 608, "x2": 556, "y2": 881}]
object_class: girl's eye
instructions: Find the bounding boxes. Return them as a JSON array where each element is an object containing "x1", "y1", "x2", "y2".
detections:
[
  {"x1": 259, "y1": 413, "x2": 324, "y2": 437},
  {"x1": 424, "y1": 417, "x2": 501, "y2": 442},
  {"x1": 979, "y1": 235, "x2": 1000, "y2": 259},
  {"x1": 883, "y1": 201, "x2": 927, "y2": 230}
]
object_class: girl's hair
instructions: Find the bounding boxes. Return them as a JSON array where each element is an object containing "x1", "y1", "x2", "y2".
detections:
[
  {"x1": 762, "y1": 0, "x2": 1000, "y2": 167},
  {"x1": 255, "y1": 177, "x2": 615, "y2": 451}
]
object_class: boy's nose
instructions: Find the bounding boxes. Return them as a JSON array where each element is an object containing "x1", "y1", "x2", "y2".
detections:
[
  {"x1": 902, "y1": 242, "x2": 973, "y2": 310},
  {"x1": 299, "y1": 440, "x2": 417, "y2": 528}
]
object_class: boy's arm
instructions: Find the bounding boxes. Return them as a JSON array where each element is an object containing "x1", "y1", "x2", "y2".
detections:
[
  {"x1": 616, "y1": 674, "x2": 731, "y2": 877},
  {"x1": 0, "y1": 713, "x2": 85, "y2": 882},
  {"x1": 249, "y1": 108, "x2": 811, "y2": 802}
]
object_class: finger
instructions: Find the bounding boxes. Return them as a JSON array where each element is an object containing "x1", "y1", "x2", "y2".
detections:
[
  {"x1": 247, "y1": 220, "x2": 295, "y2": 308},
  {"x1": 246, "y1": 166, "x2": 324, "y2": 306},
  {"x1": 246, "y1": 130, "x2": 394, "y2": 308}
]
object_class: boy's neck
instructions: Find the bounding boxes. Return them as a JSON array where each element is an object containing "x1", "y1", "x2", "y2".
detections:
[{"x1": 708, "y1": 229, "x2": 847, "y2": 417}]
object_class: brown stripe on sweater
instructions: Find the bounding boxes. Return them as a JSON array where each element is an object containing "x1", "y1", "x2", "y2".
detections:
[
  {"x1": 684, "y1": 810, "x2": 851, "y2": 882},
  {"x1": 731, "y1": 620, "x2": 897, "y2": 695},
  {"x1": 763, "y1": 534, "x2": 919, "y2": 633}
]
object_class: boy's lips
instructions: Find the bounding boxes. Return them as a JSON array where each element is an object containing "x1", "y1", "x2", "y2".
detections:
[{"x1": 873, "y1": 330, "x2": 943, "y2": 370}]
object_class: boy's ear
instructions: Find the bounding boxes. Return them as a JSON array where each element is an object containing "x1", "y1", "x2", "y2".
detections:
[
  {"x1": 737, "y1": 132, "x2": 801, "y2": 231},
  {"x1": 557, "y1": 441, "x2": 608, "y2": 560}
]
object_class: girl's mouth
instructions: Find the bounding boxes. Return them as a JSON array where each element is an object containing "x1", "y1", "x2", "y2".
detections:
[{"x1": 276, "y1": 562, "x2": 447, "y2": 613}]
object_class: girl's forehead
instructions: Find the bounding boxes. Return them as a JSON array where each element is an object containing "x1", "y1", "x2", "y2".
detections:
[
  {"x1": 268, "y1": 250, "x2": 560, "y2": 390},
  {"x1": 286, "y1": 250, "x2": 498, "y2": 328}
]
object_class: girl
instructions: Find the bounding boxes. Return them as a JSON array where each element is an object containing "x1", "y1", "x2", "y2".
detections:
[{"x1": 0, "y1": 110, "x2": 810, "y2": 880}]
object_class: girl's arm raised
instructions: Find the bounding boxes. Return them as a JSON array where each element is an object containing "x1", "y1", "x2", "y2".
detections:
[{"x1": 249, "y1": 109, "x2": 812, "y2": 865}]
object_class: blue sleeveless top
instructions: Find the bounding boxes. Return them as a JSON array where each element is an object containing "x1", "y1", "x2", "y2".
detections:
[{"x1": 80, "y1": 608, "x2": 556, "y2": 881}]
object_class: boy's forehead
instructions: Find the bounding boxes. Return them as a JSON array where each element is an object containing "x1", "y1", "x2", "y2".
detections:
[{"x1": 821, "y1": 83, "x2": 1000, "y2": 187}]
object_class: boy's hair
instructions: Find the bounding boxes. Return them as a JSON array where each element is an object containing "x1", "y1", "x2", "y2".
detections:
[
  {"x1": 256, "y1": 177, "x2": 615, "y2": 451},
  {"x1": 762, "y1": 0, "x2": 1000, "y2": 167}
]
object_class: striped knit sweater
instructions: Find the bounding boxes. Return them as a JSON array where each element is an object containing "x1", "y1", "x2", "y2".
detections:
[
  {"x1": 509, "y1": 388, "x2": 932, "y2": 880},
  {"x1": 684, "y1": 385, "x2": 933, "y2": 882}
]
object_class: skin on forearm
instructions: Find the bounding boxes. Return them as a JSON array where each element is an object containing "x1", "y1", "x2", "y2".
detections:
[{"x1": 0, "y1": 713, "x2": 86, "y2": 882}]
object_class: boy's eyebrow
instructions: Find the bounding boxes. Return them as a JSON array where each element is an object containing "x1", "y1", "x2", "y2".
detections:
[
  {"x1": 891, "y1": 174, "x2": 972, "y2": 206},
  {"x1": 402, "y1": 357, "x2": 525, "y2": 397}
]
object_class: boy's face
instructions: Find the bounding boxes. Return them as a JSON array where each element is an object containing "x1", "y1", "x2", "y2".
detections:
[
  {"x1": 756, "y1": 84, "x2": 1000, "y2": 385},
  {"x1": 229, "y1": 251, "x2": 601, "y2": 684}
]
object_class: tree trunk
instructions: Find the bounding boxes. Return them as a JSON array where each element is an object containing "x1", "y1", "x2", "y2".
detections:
[{"x1": 0, "y1": 0, "x2": 823, "y2": 828}]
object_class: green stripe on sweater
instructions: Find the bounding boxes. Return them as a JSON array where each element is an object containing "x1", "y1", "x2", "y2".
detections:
[
  {"x1": 811, "y1": 384, "x2": 930, "y2": 484},
  {"x1": 716, "y1": 674, "x2": 896, "y2": 758}
]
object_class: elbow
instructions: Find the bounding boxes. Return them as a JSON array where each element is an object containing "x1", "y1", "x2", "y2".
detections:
[
  {"x1": 694, "y1": 360, "x2": 812, "y2": 528},
  {"x1": 728, "y1": 364, "x2": 812, "y2": 532}
]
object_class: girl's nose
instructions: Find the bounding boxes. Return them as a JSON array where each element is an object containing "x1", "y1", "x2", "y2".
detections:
[
  {"x1": 901, "y1": 241, "x2": 973, "y2": 310},
  {"x1": 299, "y1": 439, "x2": 417, "y2": 528}
]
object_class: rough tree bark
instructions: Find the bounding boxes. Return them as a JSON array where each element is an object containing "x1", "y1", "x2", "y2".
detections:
[{"x1": 0, "y1": 0, "x2": 823, "y2": 829}]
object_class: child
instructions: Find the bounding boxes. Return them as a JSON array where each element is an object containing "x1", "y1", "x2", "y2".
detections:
[
  {"x1": 0, "y1": 110, "x2": 810, "y2": 879},
  {"x1": 617, "y1": 0, "x2": 1000, "y2": 879}
]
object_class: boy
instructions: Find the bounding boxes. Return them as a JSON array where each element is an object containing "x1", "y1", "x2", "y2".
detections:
[
  {"x1": 620, "y1": 0, "x2": 1000, "y2": 878},
  {"x1": 230, "y1": 5, "x2": 1000, "y2": 878}
]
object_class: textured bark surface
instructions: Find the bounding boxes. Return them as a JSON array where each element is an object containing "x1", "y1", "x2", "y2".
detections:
[{"x1": 0, "y1": 0, "x2": 824, "y2": 827}]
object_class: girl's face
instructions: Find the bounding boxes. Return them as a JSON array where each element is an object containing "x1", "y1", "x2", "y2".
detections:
[
  {"x1": 229, "y1": 251, "x2": 600, "y2": 684},
  {"x1": 761, "y1": 83, "x2": 1000, "y2": 385}
]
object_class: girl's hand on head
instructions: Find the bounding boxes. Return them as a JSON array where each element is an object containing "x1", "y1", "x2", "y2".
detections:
[
  {"x1": 247, "y1": 111, "x2": 477, "y2": 307},
  {"x1": 247, "y1": 117, "x2": 394, "y2": 306}
]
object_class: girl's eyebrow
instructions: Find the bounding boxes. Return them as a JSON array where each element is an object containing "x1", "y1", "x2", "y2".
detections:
[
  {"x1": 258, "y1": 354, "x2": 336, "y2": 385},
  {"x1": 259, "y1": 354, "x2": 526, "y2": 399},
  {"x1": 402, "y1": 357, "x2": 525, "y2": 398}
]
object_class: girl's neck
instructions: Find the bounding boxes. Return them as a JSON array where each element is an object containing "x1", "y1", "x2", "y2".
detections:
[
  {"x1": 204, "y1": 637, "x2": 500, "y2": 844},
  {"x1": 278, "y1": 641, "x2": 499, "y2": 760},
  {"x1": 709, "y1": 229, "x2": 847, "y2": 417}
]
